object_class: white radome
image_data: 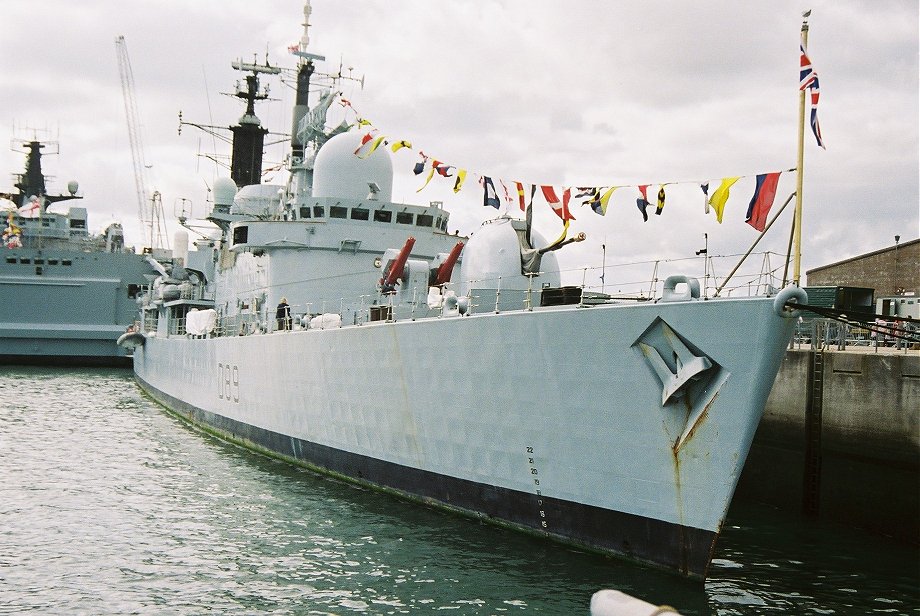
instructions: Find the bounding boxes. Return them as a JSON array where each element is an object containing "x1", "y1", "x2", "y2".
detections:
[
  {"x1": 313, "y1": 131, "x2": 393, "y2": 202},
  {"x1": 213, "y1": 177, "x2": 238, "y2": 207},
  {"x1": 231, "y1": 184, "x2": 284, "y2": 216}
]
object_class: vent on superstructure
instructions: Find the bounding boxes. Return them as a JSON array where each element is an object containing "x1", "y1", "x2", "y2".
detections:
[
  {"x1": 339, "y1": 239, "x2": 361, "y2": 254},
  {"x1": 540, "y1": 286, "x2": 582, "y2": 306}
]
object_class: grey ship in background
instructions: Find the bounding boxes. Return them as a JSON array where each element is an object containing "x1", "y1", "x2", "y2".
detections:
[{"x1": 0, "y1": 137, "x2": 156, "y2": 366}]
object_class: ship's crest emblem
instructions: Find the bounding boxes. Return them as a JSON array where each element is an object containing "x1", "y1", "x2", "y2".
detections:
[{"x1": 634, "y1": 318, "x2": 728, "y2": 450}]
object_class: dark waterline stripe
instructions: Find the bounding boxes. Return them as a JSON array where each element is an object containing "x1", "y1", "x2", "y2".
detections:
[{"x1": 136, "y1": 374, "x2": 717, "y2": 579}]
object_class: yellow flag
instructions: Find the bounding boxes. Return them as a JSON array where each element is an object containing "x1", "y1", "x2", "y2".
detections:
[
  {"x1": 708, "y1": 177, "x2": 740, "y2": 223},
  {"x1": 417, "y1": 166, "x2": 436, "y2": 193},
  {"x1": 453, "y1": 169, "x2": 468, "y2": 193},
  {"x1": 390, "y1": 140, "x2": 412, "y2": 153},
  {"x1": 598, "y1": 186, "x2": 618, "y2": 215},
  {"x1": 357, "y1": 135, "x2": 388, "y2": 159}
]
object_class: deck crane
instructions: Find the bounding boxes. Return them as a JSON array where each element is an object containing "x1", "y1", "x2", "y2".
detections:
[{"x1": 115, "y1": 35, "x2": 168, "y2": 252}]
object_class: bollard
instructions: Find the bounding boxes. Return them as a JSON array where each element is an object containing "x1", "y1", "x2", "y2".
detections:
[{"x1": 590, "y1": 589, "x2": 682, "y2": 616}]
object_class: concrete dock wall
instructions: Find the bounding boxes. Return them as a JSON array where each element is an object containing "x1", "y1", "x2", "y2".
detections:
[{"x1": 736, "y1": 348, "x2": 919, "y2": 541}]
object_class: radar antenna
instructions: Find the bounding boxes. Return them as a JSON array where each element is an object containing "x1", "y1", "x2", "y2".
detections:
[{"x1": 179, "y1": 57, "x2": 286, "y2": 188}]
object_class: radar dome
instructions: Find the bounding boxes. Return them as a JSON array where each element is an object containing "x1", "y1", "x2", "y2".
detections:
[
  {"x1": 67, "y1": 180, "x2": 79, "y2": 195},
  {"x1": 231, "y1": 184, "x2": 283, "y2": 216},
  {"x1": 458, "y1": 217, "x2": 560, "y2": 295},
  {"x1": 174, "y1": 229, "x2": 189, "y2": 265},
  {"x1": 313, "y1": 131, "x2": 393, "y2": 201},
  {"x1": 213, "y1": 177, "x2": 238, "y2": 207}
]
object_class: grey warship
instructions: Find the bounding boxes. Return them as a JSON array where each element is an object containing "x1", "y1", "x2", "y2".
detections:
[
  {"x1": 1, "y1": 137, "x2": 156, "y2": 366},
  {"x1": 124, "y1": 2, "x2": 807, "y2": 579}
]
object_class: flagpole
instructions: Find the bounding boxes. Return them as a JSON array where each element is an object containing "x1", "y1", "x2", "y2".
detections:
[
  {"x1": 792, "y1": 13, "x2": 810, "y2": 286},
  {"x1": 601, "y1": 242, "x2": 606, "y2": 294}
]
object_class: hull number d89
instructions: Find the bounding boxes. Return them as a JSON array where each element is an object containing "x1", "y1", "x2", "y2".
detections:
[{"x1": 217, "y1": 362, "x2": 240, "y2": 403}]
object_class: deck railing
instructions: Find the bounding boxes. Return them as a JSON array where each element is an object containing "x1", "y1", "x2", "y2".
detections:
[{"x1": 792, "y1": 318, "x2": 918, "y2": 352}]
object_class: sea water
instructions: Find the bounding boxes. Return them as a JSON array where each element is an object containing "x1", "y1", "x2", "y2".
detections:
[{"x1": 1, "y1": 366, "x2": 917, "y2": 615}]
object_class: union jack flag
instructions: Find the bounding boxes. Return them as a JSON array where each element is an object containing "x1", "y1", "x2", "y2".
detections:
[
  {"x1": 799, "y1": 38, "x2": 825, "y2": 149},
  {"x1": 808, "y1": 74, "x2": 825, "y2": 149},
  {"x1": 799, "y1": 42, "x2": 816, "y2": 90}
]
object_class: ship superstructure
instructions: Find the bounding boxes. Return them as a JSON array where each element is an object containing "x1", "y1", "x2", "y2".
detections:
[{"x1": 1, "y1": 136, "x2": 156, "y2": 366}]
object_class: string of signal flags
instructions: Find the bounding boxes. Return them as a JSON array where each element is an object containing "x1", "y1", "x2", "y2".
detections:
[
  {"x1": 338, "y1": 32, "x2": 824, "y2": 235},
  {"x1": 340, "y1": 98, "x2": 796, "y2": 235}
]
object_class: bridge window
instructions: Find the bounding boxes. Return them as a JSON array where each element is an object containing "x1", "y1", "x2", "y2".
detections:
[
  {"x1": 330, "y1": 206, "x2": 348, "y2": 219},
  {"x1": 416, "y1": 214, "x2": 434, "y2": 228},
  {"x1": 313, "y1": 205, "x2": 325, "y2": 218},
  {"x1": 232, "y1": 226, "x2": 248, "y2": 245},
  {"x1": 373, "y1": 210, "x2": 392, "y2": 223},
  {"x1": 351, "y1": 208, "x2": 369, "y2": 221},
  {"x1": 396, "y1": 211, "x2": 414, "y2": 225}
]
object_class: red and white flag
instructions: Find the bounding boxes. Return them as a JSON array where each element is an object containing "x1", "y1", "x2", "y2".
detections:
[
  {"x1": 541, "y1": 186, "x2": 575, "y2": 221},
  {"x1": 18, "y1": 196, "x2": 41, "y2": 218}
]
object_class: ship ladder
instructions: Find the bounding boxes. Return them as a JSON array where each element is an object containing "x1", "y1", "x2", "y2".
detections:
[{"x1": 803, "y1": 323, "x2": 824, "y2": 517}]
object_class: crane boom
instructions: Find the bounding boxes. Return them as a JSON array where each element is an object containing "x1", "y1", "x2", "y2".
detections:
[{"x1": 115, "y1": 35, "x2": 151, "y2": 249}]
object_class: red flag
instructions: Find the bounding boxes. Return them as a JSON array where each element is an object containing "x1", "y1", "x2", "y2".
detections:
[
  {"x1": 745, "y1": 172, "x2": 781, "y2": 232},
  {"x1": 353, "y1": 132, "x2": 375, "y2": 155}
]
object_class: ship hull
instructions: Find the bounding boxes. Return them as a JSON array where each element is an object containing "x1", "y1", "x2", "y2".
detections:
[
  {"x1": 133, "y1": 295, "x2": 795, "y2": 578},
  {"x1": 0, "y1": 249, "x2": 151, "y2": 366}
]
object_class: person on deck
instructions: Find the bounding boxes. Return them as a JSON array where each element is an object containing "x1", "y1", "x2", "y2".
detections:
[{"x1": 276, "y1": 297, "x2": 292, "y2": 331}]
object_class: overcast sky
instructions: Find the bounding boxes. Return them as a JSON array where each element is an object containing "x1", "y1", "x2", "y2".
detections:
[{"x1": 3, "y1": 0, "x2": 917, "y2": 291}]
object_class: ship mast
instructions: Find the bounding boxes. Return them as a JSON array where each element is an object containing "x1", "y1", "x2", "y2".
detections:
[
  {"x1": 287, "y1": 0, "x2": 325, "y2": 196},
  {"x1": 229, "y1": 59, "x2": 281, "y2": 188},
  {"x1": 178, "y1": 58, "x2": 285, "y2": 192},
  {"x1": 5, "y1": 138, "x2": 80, "y2": 207},
  {"x1": 14, "y1": 141, "x2": 48, "y2": 207}
]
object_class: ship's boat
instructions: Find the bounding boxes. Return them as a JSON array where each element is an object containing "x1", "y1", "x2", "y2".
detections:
[{"x1": 126, "y1": 2, "x2": 807, "y2": 579}]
